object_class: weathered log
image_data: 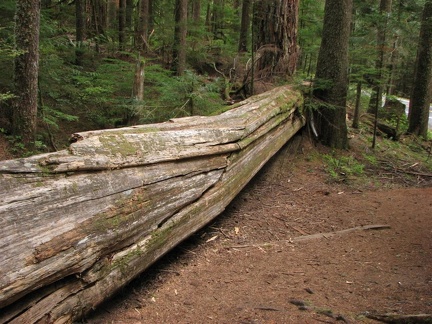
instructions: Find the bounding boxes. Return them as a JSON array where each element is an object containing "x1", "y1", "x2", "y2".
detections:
[{"x1": 0, "y1": 85, "x2": 305, "y2": 323}]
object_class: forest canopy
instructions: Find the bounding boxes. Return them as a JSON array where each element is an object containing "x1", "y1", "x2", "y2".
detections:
[{"x1": 0, "y1": 0, "x2": 430, "y2": 154}]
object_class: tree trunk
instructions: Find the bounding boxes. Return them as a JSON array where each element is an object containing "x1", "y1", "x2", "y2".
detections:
[
  {"x1": 0, "y1": 86, "x2": 305, "y2": 323},
  {"x1": 126, "y1": 0, "x2": 133, "y2": 30},
  {"x1": 352, "y1": 81, "x2": 362, "y2": 129},
  {"x1": 107, "y1": 0, "x2": 117, "y2": 30},
  {"x1": 12, "y1": 0, "x2": 41, "y2": 150},
  {"x1": 385, "y1": 35, "x2": 398, "y2": 97},
  {"x1": 238, "y1": 0, "x2": 251, "y2": 52},
  {"x1": 408, "y1": 0, "x2": 432, "y2": 138},
  {"x1": 75, "y1": 0, "x2": 86, "y2": 65},
  {"x1": 119, "y1": 0, "x2": 126, "y2": 50},
  {"x1": 173, "y1": 0, "x2": 188, "y2": 76},
  {"x1": 132, "y1": 54, "x2": 145, "y2": 101},
  {"x1": 136, "y1": 0, "x2": 150, "y2": 51},
  {"x1": 211, "y1": 0, "x2": 224, "y2": 40},
  {"x1": 252, "y1": 0, "x2": 299, "y2": 80},
  {"x1": 313, "y1": 0, "x2": 352, "y2": 149},
  {"x1": 367, "y1": 0, "x2": 392, "y2": 114},
  {"x1": 191, "y1": 0, "x2": 201, "y2": 23}
]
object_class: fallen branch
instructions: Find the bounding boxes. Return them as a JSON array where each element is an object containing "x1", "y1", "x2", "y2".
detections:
[
  {"x1": 364, "y1": 312, "x2": 432, "y2": 323},
  {"x1": 292, "y1": 224, "x2": 391, "y2": 242},
  {"x1": 226, "y1": 224, "x2": 391, "y2": 249}
]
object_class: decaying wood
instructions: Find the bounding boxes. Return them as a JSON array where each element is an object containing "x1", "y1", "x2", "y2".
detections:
[
  {"x1": 0, "y1": 85, "x2": 305, "y2": 323},
  {"x1": 365, "y1": 312, "x2": 432, "y2": 323}
]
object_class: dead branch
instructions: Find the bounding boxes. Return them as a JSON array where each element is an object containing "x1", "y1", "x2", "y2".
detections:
[
  {"x1": 226, "y1": 225, "x2": 391, "y2": 249},
  {"x1": 364, "y1": 312, "x2": 432, "y2": 323}
]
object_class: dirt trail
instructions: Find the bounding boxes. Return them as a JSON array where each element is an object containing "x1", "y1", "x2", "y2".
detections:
[{"x1": 86, "y1": 136, "x2": 432, "y2": 324}]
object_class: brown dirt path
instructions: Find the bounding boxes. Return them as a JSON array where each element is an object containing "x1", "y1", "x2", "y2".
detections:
[{"x1": 85, "y1": 136, "x2": 432, "y2": 324}]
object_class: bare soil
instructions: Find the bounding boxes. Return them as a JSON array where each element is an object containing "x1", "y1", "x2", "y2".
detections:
[{"x1": 83, "y1": 134, "x2": 432, "y2": 324}]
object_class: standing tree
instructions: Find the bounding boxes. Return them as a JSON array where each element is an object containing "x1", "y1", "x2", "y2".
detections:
[
  {"x1": 367, "y1": 0, "x2": 392, "y2": 114},
  {"x1": 252, "y1": 0, "x2": 299, "y2": 81},
  {"x1": 238, "y1": 0, "x2": 251, "y2": 52},
  {"x1": 191, "y1": 0, "x2": 201, "y2": 23},
  {"x1": 75, "y1": 0, "x2": 86, "y2": 65},
  {"x1": 136, "y1": 0, "x2": 150, "y2": 51},
  {"x1": 313, "y1": 0, "x2": 352, "y2": 149},
  {"x1": 132, "y1": 0, "x2": 151, "y2": 102},
  {"x1": 408, "y1": 0, "x2": 432, "y2": 138},
  {"x1": 119, "y1": 0, "x2": 126, "y2": 51},
  {"x1": 211, "y1": 0, "x2": 225, "y2": 40},
  {"x1": 12, "y1": 0, "x2": 41, "y2": 149},
  {"x1": 173, "y1": 0, "x2": 188, "y2": 76}
]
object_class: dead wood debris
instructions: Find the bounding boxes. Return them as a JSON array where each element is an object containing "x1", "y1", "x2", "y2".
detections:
[
  {"x1": 364, "y1": 312, "x2": 432, "y2": 323},
  {"x1": 226, "y1": 224, "x2": 391, "y2": 249},
  {"x1": 375, "y1": 159, "x2": 432, "y2": 186},
  {"x1": 289, "y1": 299, "x2": 349, "y2": 323}
]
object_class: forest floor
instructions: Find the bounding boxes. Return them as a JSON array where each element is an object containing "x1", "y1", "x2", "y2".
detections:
[
  {"x1": 82, "y1": 128, "x2": 432, "y2": 324},
  {"x1": 1, "y1": 123, "x2": 431, "y2": 324}
]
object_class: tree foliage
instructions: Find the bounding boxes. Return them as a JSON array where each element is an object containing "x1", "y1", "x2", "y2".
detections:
[{"x1": 0, "y1": 0, "x2": 429, "y2": 155}]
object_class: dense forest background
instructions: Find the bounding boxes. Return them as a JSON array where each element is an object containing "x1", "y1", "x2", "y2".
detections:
[{"x1": 0, "y1": 0, "x2": 430, "y2": 155}]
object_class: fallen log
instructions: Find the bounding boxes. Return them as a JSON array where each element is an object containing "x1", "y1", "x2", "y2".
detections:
[{"x1": 0, "y1": 85, "x2": 305, "y2": 323}]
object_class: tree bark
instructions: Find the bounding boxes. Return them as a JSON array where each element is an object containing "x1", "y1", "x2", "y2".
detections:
[
  {"x1": 136, "y1": 0, "x2": 150, "y2": 51},
  {"x1": 352, "y1": 81, "x2": 362, "y2": 129},
  {"x1": 132, "y1": 54, "x2": 145, "y2": 101},
  {"x1": 367, "y1": 0, "x2": 392, "y2": 114},
  {"x1": 0, "y1": 86, "x2": 305, "y2": 323},
  {"x1": 238, "y1": 0, "x2": 251, "y2": 52},
  {"x1": 75, "y1": 0, "x2": 86, "y2": 65},
  {"x1": 313, "y1": 0, "x2": 352, "y2": 149},
  {"x1": 119, "y1": 0, "x2": 126, "y2": 51},
  {"x1": 408, "y1": 0, "x2": 432, "y2": 138},
  {"x1": 211, "y1": 0, "x2": 225, "y2": 40},
  {"x1": 191, "y1": 0, "x2": 201, "y2": 23},
  {"x1": 126, "y1": 0, "x2": 133, "y2": 29},
  {"x1": 12, "y1": 0, "x2": 41, "y2": 150},
  {"x1": 173, "y1": 0, "x2": 188, "y2": 76},
  {"x1": 252, "y1": 0, "x2": 299, "y2": 80}
]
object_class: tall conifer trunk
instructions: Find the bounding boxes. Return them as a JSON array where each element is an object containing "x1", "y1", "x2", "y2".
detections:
[
  {"x1": 252, "y1": 0, "x2": 299, "y2": 80},
  {"x1": 173, "y1": 0, "x2": 188, "y2": 76},
  {"x1": 313, "y1": 0, "x2": 352, "y2": 149},
  {"x1": 238, "y1": 0, "x2": 251, "y2": 52},
  {"x1": 367, "y1": 0, "x2": 392, "y2": 114},
  {"x1": 408, "y1": 0, "x2": 432, "y2": 138},
  {"x1": 119, "y1": 0, "x2": 126, "y2": 51},
  {"x1": 75, "y1": 0, "x2": 86, "y2": 65},
  {"x1": 13, "y1": 0, "x2": 41, "y2": 149}
]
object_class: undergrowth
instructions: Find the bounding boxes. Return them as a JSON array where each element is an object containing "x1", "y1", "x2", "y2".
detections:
[{"x1": 319, "y1": 124, "x2": 432, "y2": 188}]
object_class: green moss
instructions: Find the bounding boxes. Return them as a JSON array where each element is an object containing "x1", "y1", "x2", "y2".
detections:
[
  {"x1": 99, "y1": 134, "x2": 137, "y2": 156},
  {"x1": 112, "y1": 246, "x2": 144, "y2": 274},
  {"x1": 209, "y1": 104, "x2": 235, "y2": 116},
  {"x1": 145, "y1": 223, "x2": 174, "y2": 250},
  {"x1": 90, "y1": 188, "x2": 151, "y2": 235}
]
